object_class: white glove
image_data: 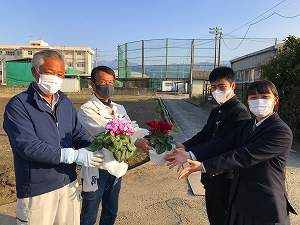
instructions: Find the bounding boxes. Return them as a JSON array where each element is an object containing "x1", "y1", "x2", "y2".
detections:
[{"x1": 60, "y1": 148, "x2": 104, "y2": 167}]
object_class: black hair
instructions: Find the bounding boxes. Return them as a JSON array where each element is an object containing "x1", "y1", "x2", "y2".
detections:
[
  {"x1": 209, "y1": 66, "x2": 234, "y2": 84},
  {"x1": 90, "y1": 66, "x2": 115, "y2": 83},
  {"x1": 247, "y1": 80, "x2": 279, "y2": 112}
]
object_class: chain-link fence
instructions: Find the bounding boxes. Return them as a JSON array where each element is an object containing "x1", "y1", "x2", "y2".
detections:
[{"x1": 117, "y1": 37, "x2": 277, "y2": 82}]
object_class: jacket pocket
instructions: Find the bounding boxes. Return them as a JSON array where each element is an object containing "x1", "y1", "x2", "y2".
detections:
[{"x1": 244, "y1": 179, "x2": 274, "y2": 196}]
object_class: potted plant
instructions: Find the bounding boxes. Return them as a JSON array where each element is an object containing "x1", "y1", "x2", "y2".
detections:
[
  {"x1": 87, "y1": 114, "x2": 137, "y2": 177},
  {"x1": 144, "y1": 120, "x2": 175, "y2": 164}
]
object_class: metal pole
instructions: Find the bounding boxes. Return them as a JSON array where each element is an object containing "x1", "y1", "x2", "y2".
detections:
[
  {"x1": 189, "y1": 39, "x2": 194, "y2": 100},
  {"x1": 142, "y1": 40, "x2": 144, "y2": 78},
  {"x1": 160, "y1": 60, "x2": 162, "y2": 79},
  {"x1": 182, "y1": 60, "x2": 184, "y2": 78},
  {"x1": 218, "y1": 31, "x2": 222, "y2": 67},
  {"x1": 214, "y1": 34, "x2": 217, "y2": 68},
  {"x1": 209, "y1": 27, "x2": 223, "y2": 69},
  {"x1": 125, "y1": 43, "x2": 128, "y2": 78},
  {"x1": 177, "y1": 64, "x2": 179, "y2": 92},
  {"x1": 1, "y1": 59, "x2": 4, "y2": 85},
  {"x1": 95, "y1": 48, "x2": 98, "y2": 67},
  {"x1": 165, "y1": 38, "x2": 168, "y2": 79},
  {"x1": 117, "y1": 45, "x2": 120, "y2": 78}
]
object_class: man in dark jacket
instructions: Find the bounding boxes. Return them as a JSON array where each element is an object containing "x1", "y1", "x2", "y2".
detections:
[
  {"x1": 3, "y1": 49, "x2": 104, "y2": 225},
  {"x1": 166, "y1": 66, "x2": 251, "y2": 225}
]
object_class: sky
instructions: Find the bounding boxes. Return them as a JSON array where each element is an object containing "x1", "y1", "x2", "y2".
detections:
[{"x1": 1, "y1": 0, "x2": 300, "y2": 63}]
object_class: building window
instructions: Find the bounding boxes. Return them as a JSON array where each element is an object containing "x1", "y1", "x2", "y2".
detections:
[
  {"x1": 28, "y1": 51, "x2": 33, "y2": 55},
  {"x1": 68, "y1": 62, "x2": 73, "y2": 67},
  {"x1": 65, "y1": 52, "x2": 70, "y2": 55},
  {"x1": 77, "y1": 62, "x2": 85, "y2": 67},
  {"x1": 17, "y1": 51, "x2": 22, "y2": 56},
  {"x1": 77, "y1": 52, "x2": 84, "y2": 55},
  {"x1": 0, "y1": 51, "x2": 2, "y2": 55},
  {"x1": 6, "y1": 51, "x2": 15, "y2": 56}
]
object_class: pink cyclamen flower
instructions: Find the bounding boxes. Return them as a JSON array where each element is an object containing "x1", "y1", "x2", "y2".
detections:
[{"x1": 105, "y1": 114, "x2": 134, "y2": 136}]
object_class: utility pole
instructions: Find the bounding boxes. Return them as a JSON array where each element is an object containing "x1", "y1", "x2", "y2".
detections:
[
  {"x1": 177, "y1": 64, "x2": 179, "y2": 92},
  {"x1": 95, "y1": 48, "x2": 99, "y2": 67},
  {"x1": 209, "y1": 27, "x2": 223, "y2": 68},
  {"x1": 189, "y1": 39, "x2": 194, "y2": 100}
]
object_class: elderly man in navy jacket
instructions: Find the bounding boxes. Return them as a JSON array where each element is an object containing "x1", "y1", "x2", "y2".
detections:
[{"x1": 3, "y1": 49, "x2": 104, "y2": 225}]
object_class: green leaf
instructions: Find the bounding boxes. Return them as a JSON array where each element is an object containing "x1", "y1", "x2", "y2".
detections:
[
  {"x1": 165, "y1": 143, "x2": 172, "y2": 151},
  {"x1": 126, "y1": 143, "x2": 136, "y2": 152},
  {"x1": 108, "y1": 145, "x2": 116, "y2": 153},
  {"x1": 125, "y1": 149, "x2": 135, "y2": 160},
  {"x1": 120, "y1": 147, "x2": 127, "y2": 162},
  {"x1": 155, "y1": 143, "x2": 166, "y2": 155},
  {"x1": 113, "y1": 150, "x2": 122, "y2": 163},
  {"x1": 88, "y1": 138, "x2": 104, "y2": 152},
  {"x1": 150, "y1": 136, "x2": 158, "y2": 145},
  {"x1": 113, "y1": 140, "x2": 123, "y2": 150}
]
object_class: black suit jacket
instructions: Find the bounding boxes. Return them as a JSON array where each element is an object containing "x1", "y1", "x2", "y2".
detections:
[
  {"x1": 183, "y1": 96, "x2": 251, "y2": 188},
  {"x1": 192, "y1": 113, "x2": 297, "y2": 223}
]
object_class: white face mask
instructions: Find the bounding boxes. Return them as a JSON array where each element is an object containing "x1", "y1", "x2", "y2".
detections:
[
  {"x1": 248, "y1": 99, "x2": 274, "y2": 117},
  {"x1": 212, "y1": 87, "x2": 232, "y2": 104},
  {"x1": 37, "y1": 74, "x2": 63, "y2": 95}
]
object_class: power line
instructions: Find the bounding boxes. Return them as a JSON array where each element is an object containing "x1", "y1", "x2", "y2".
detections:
[
  {"x1": 222, "y1": 11, "x2": 300, "y2": 50},
  {"x1": 223, "y1": 0, "x2": 300, "y2": 50},
  {"x1": 225, "y1": 0, "x2": 288, "y2": 35}
]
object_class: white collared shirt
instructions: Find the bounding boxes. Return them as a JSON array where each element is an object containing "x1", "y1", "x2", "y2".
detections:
[{"x1": 33, "y1": 85, "x2": 59, "y2": 110}]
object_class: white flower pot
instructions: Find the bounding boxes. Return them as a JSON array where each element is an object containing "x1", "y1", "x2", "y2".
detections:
[
  {"x1": 149, "y1": 148, "x2": 173, "y2": 165},
  {"x1": 100, "y1": 148, "x2": 128, "y2": 178}
]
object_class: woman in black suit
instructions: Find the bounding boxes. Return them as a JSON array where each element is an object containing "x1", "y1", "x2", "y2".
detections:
[{"x1": 172, "y1": 80, "x2": 297, "y2": 224}]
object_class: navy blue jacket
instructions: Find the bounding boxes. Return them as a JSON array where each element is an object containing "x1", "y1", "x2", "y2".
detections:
[
  {"x1": 192, "y1": 113, "x2": 297, "y2": 223},
  {"x1": 3, "y1": 83, "x2": 91, "y2": 198}
]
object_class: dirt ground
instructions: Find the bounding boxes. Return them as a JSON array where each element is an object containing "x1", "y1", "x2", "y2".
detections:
[{"x1": 0, "y1": 93, "x2": 162, "y2": 206}]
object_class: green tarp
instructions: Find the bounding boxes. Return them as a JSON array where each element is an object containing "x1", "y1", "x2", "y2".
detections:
[
  {"x1": 6, "y1": 58, "x2": 83, "y2": 86},
  {"x1": 6, "y1": 60, "x2": 34, "y2": 86},
  {"x1": 65, "y1": 68, "x2": 83, "y2": 74}
]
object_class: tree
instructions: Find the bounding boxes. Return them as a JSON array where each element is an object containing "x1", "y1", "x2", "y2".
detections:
[{"x1": 261, "y1": 35, "x2": 300, "y2": 137}]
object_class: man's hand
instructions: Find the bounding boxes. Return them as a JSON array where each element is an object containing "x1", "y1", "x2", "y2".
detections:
[
  {"x1": 178, "y1": 159, "x2": 202, "y2": 180},
  {"x1": 60, "y1": 148, "x2": 104, "y2": 167},
  {"x1": 165, "y1": 148, "x2": 191, "y2": 171},
  {"x1": 175, "y1": 142, "x2": 185, "y2": 149},
  {"x1": 75, "y1": 148, "x2": 104, "y2": 167},
  {"x1": 134, "y1": 138, "x2": 152, "y2": 153},
  {"x1": 164, "y1": 147, "x2": 185, "y2": 162}
]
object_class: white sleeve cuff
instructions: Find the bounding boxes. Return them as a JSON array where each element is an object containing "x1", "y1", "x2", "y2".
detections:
[
  {"x1": 189, "y1": 151, "x2": 197, "y2": 160},
  {"x1": 202, "y1": 163, "x2": 206, "y2": 173}
]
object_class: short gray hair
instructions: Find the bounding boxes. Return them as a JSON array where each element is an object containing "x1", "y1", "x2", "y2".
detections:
[{"x1": 31, "y1": 49, "x2": 68, "y2": 71}]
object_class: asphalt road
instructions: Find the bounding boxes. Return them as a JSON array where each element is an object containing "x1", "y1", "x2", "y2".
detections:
[
  {"x1": 160, "y1": 93, "x2": 209, "y2": 140},
  {"x1": 0, "y1": 93, "x2": 299, "y2": 225}
]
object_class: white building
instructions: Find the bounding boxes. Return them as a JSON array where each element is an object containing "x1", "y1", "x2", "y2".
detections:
[
  {"x1": 0, "y1": 39, "x2": 94, "y2": 84},
  {"x1": 230, "y1": 43, "x2": 284, "y2": 82}
]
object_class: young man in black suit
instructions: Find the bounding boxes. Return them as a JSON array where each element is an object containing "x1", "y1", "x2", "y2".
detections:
[{"x1": 166, "y1": 66, "x2": 251, "y2": 225}]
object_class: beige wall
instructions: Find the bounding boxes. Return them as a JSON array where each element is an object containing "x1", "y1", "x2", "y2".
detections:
[
  {"x1": 192, "y1": 80, "x2": 206, "y2": 95},
  {"x1": 0, "y1": 40, "x2": 94, "y2": 84}
]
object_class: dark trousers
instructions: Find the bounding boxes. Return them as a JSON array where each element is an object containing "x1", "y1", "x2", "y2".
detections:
[
  {"x1": 80, "y1": 169, "x2": 122, "y2": 225},
  {"x1": 228, "y1": 203, "x2": 290, "y2": 225},
  {"x1": 205, "y1": 178, "x2": 231, "y2": 225}
]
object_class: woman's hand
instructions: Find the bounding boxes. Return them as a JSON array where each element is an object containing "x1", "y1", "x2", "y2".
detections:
[{"x1": 178, "y1": 159, "x2": 202, "y2": 180}]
